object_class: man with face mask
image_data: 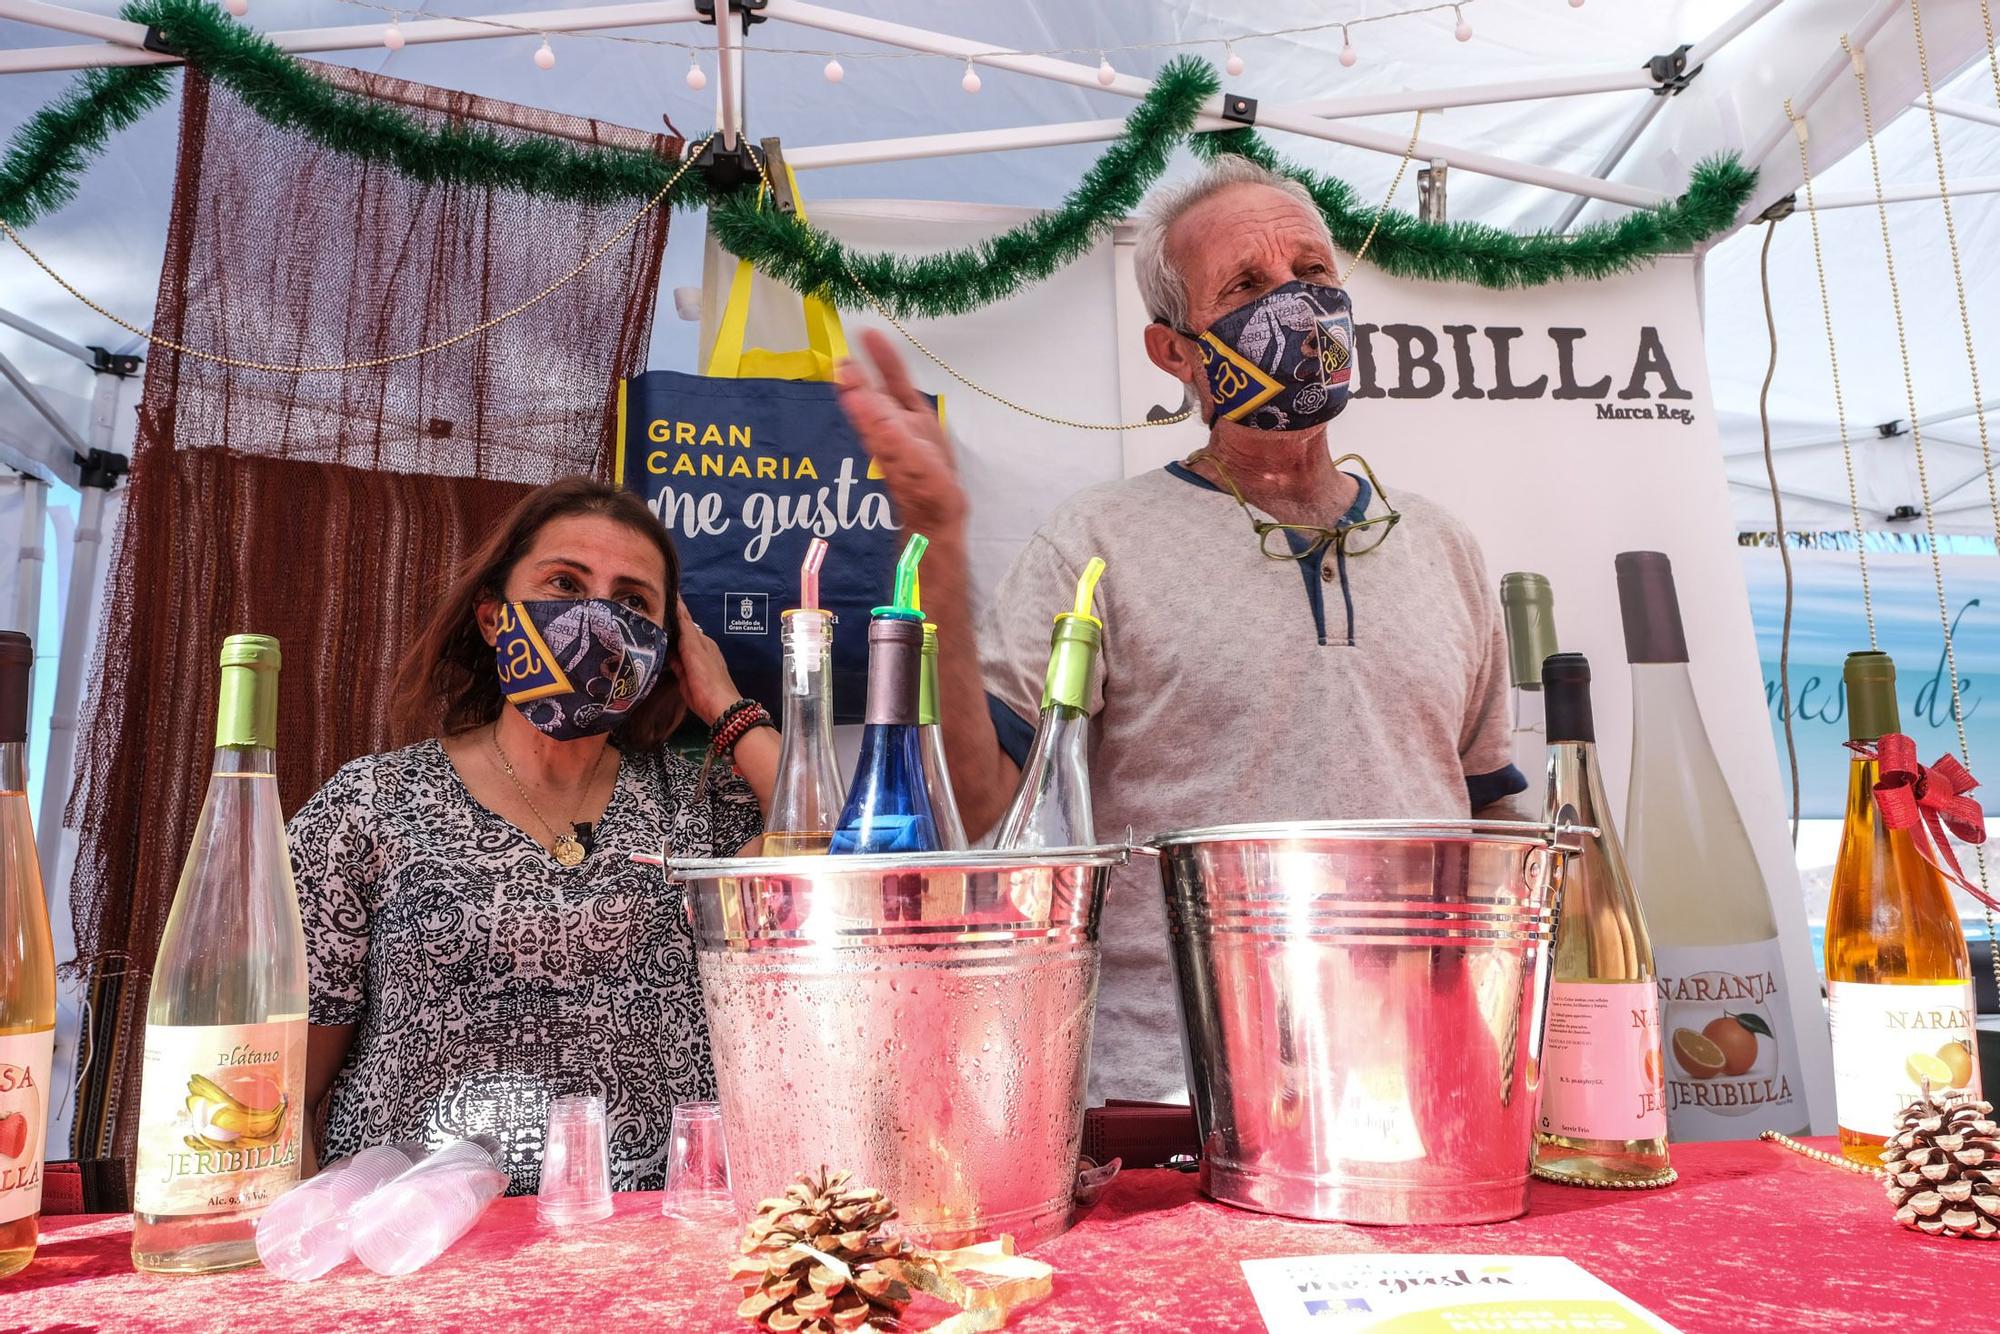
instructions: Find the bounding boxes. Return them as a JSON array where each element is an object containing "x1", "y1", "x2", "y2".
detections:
[{"x1": 835, "y1": 157, "x2": 1525, "y2": 1102}]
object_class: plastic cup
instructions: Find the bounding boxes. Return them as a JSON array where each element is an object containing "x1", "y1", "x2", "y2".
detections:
[
  {"x1": 256, "y1": 1142, "x2": 424, "y2": 1281},
  {"x1": 348, "y1": 1136, "x2": 507, "y2": 1277},
  {"x1": 661, "y1": 1101, "x2": 734, "y2": 1223},
  {"x1": 538, "y1": 1095, "x2": 614, "y2": 1227}
]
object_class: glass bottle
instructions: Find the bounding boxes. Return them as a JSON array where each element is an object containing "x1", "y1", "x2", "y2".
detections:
[
  {"x1": 1825, "y1": 650, "x2": 1980, "y2": 1164},
  {"x1": 918, "y1": 622, "x2": 968, "y2": 851},
  {"x1": 994, "y1": 558, "x2": 1106, "y2": 850},
  {"x1": 132, "y1": 635, "x2": 308, "y2": 1274},
  {"x1": 764, "y1": 607, "x2": 845, "y2": 856},
  {"x1": 1500, "y1": 572, "x2": 1558, "y2": 787},
  {"x1": 0, "y1": 632, "x2": 55, "y2": 1279},
  {"x1": 1617, "y1": 551, "x2": 1809, "y2": 1140},
  {"x1": 831, "y1": 612, "x2": 939, "y2": 856},
  {"x1": 1533, "y1": 653, "x2": 1672, "y2": 1185}
]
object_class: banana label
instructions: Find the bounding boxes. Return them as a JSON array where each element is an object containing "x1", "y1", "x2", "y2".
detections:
[{"x1": 133, "y1": 1019, "x2": 305, "y2": 1216}]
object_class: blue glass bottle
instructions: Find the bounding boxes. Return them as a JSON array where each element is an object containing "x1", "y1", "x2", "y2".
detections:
[{"x1": 830, "y1": 611, "x2": 940, "y2": 854}]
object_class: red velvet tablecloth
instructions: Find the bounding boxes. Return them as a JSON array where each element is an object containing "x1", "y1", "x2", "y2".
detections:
[{"x1": 9, "y1": 1138, "x2": 1979, "y2": 1332}]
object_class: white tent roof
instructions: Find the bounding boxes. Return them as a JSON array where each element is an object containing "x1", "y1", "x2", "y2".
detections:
[{"x1": 6, "y1": 0, "x2": 2000, "y2": 528}]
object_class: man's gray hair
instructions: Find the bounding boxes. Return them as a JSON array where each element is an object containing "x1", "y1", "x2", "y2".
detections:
[{"x1": 1133, "y1": 157, "x2": 1326, "y2": 330}]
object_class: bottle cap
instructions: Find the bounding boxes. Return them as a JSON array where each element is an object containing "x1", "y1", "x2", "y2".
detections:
[
  {"x1": 873, "y1": 533, "x2": 928, "y2": 622},
  {"x1": 1043, "y1": 558, "x2": 1107, "y2": 712},
  {"x1": 1499, "y1": 572, "x2": 1558, "y2": 689},
  {"x1": 0, "y1": 630, "x2": 29, "y2": 744},
  {"x1": 864, "y1": 616, "x2": 924, "y2": 726},
  {"x1": 1843, "y1": 649, "x2": 1901, "y2": 742},
  {"x1": 219, "y1": 633, "x2": 282, "y2": 671},
  {"x1": 1615, "y1": 551, "x2": 1690, "y2": 664},
  {"x1": 1541, "y1": 652, "x2": 1595, "y2": 744}
]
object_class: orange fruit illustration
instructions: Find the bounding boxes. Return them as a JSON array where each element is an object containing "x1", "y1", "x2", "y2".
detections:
[
  {"x1": 1702, "y1": 1015, "x2": 1758, "y2": 1077},
  {"x1": 1672, "y1": 1028, "x2": 1727, "y2": 1080},
  {"x1": 1936, "y1": 1040, "x2": 1975, "y2": 1090},
  {"x1": 1643, "y1": 1047, "x2": 1663, "y2": 1087}
]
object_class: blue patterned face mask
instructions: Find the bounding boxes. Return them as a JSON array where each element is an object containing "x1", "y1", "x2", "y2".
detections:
[
  {"x1": 493, "y1": 598, "x2": 667, "y2": 740},
  {"x1": 1180, "y1": 280, "x2": 1354, "y2": 432}
]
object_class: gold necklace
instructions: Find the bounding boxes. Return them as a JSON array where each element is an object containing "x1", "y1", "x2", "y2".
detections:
[{"x1": 489, "y1": 729, "x2": 609, "y2": 868}]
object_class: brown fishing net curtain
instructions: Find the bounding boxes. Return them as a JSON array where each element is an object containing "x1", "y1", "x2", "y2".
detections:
[{"x1": 65, "y1": 63, "x2": 678, "y2": 1161}]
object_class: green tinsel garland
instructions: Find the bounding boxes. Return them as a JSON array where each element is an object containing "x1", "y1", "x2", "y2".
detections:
[{"x1": 0, "y1": 0, "x2": 1756, "y2": 312}]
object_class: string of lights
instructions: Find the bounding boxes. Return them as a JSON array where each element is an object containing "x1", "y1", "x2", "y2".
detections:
[{"x1": 227, "y1": 0, "x2": 1528, "y2": 78}]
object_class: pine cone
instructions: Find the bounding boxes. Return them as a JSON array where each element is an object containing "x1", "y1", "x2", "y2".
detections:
[
  {"x1": 730, "y1": 1167, "x2": 915, "y2": 1332},
  {"x1": 1883, "y1": 1088, "x2": 2000, "y2": 1240}
]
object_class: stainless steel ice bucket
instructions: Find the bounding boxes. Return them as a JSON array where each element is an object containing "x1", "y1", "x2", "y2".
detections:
[
  {"x1": 1149, "y1": 819, "x2": 1582, "y2": 1226},
  {"x1": 671, "y1": 846, "x2": 1121, "y2": 1249}
]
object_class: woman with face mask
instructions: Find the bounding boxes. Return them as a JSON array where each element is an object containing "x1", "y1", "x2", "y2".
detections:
[{"x1": 288, "y1": 476, "x2": 774, "y2": 1194}]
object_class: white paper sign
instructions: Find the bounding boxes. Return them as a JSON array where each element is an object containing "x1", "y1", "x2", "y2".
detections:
[{"x1": 1239, "y1": 1254, "x2": 1680, "y2": 1334}]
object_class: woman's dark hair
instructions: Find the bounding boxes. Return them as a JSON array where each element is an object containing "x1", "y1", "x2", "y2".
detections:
[{"x1": 393, "y1": 476, "x2": 684, "y2": 747}]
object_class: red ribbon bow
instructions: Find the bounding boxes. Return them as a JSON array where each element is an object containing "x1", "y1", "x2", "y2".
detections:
[{"x1": 1848, "y1": 733, "x2": 1996, "y2": 912}]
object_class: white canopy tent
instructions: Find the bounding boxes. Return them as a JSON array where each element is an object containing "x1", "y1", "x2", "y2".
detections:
[{"x1": 5, "y1": 0, "x2": 2000, "y2": 1001}]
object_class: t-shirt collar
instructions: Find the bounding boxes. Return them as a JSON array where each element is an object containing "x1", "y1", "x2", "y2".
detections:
[{"x1": 1165, "y1": 460, "x2": 1374, "y2": 528}]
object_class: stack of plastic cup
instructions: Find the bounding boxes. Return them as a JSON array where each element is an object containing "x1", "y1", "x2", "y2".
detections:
[
  {"x1": 256, "y1": 1142, "x2": 425, "y2": 1281},
  {"x1": 537, "y1": 1094, "x2": 614, "y2": 1227},
  {"x1": 349, "y1": 1135, "x2": 509, "y2": 1276}
]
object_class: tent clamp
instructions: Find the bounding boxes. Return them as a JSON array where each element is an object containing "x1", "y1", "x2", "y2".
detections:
[
  {"x1": 1418, "y1": 160, "x2": 1448, "y2": 223},
  {"x1": 1877, "y1": 419, "x2": 1907, "y2": 439},
  {"x1": 1757, "y1": 193, "x2": 1796, "y2": 222},
  {"x1": 1221, "y1": 94, "x2": 1258, "y2": 127},
  {"x1": 74, "y1": 447, "x2": 127, "y2": 492},
  {"x1": 1646, "y1": 44, "x2": 1703, "y2": 97},
  {"x1": 1887, "y1": 504, "x2": 1923, "y2": 523},
  {"x1": 760, "y1": 138, "x2": 796, "y2": 214},
  {"x1": 695, "y1": 0, "x2": 767, "y2": 31},
  {"x1": 695, "y1": 137, "x2": 761, "y2": 191},
  {"x1": 88, "y1": 347, "x2": 141, "y2": 378},
  {"x1": 140, "y1": 24, "x2": 181, "y2": 56}
]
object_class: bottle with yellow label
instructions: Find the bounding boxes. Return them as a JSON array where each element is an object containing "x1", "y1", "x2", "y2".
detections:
[
  {"x1": 132, "y1": 636, "x2": 308, "y2": 1273},
  {"x1": 0, "y1": 633, "x2": 55, "y2": 1278},
  {"x1": 1825, "y1": 650, "x2": 1981, "y2": 1165}
]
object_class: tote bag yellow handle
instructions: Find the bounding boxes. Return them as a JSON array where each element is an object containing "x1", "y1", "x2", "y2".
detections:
[{"x1": 705, "y1": 163, "x2": 849, "y2": 381}]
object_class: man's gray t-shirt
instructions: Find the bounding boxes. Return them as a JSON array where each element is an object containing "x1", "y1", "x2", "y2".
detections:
[{"x1": 978, "y1": 463, "x2": 1522, "y2": 1103}]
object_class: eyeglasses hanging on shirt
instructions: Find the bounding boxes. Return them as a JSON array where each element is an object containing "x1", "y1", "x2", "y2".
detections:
[{"x1": 1188, "y1": 449, "x2": 1402, "y2": 563}]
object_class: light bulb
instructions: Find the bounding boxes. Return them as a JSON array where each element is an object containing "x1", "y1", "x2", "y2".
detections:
[
  {"x1": 962, "y1": 60, "x2": 982, "y2": 94},
  {"x1": 534, "y1": 37, "x2": 555, "y2": 69},
  {"x1": 225, "y1": 0, "x2": 248, "y2": 14},
  {"x1": 686, "y1": 55, "x2": 708, "y2": 90},
  {"x1": 1569, "y1": 0, "x2": 1586, "y2": 6},
  {"x1": 1454, "y1": 7, "x2": 1473, "y2": 41},
  {"x1": 1339, "y1": 29, "x2": 1358, "y2": 67},
  {"x1": 383, "y1": 20, "x2": 404, "y2": 51},
  {"x1": 1224, "y1": 44, "x2": 1245, "y2": 76},
  {"x1": 824, "y1": 58, "x2": 844, "y2": 83},
  {"x1": 1097, "y1": 54, "x2": 1116, "y2": 85}
]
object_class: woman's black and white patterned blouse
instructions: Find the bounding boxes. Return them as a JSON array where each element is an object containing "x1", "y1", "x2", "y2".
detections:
[{"x1": 288, "y1": 738, "x2": 762, "y2": 1194}]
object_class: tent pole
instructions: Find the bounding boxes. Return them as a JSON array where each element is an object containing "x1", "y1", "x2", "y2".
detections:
[
  {"x1": 1930, "y1": 97, "x2": 2000, "y2": 130},
  {"x1": 0, "y1": 347, "x2": 89, "y2": 459},
  {"x1": 0, "y1": 308, "x2": 95, "y2": 367},
  {"x1": 33, "y1": 370, "x2": 120, "y2": 890},
  {"x1": 1741, "y1": 0, "x2": 1907, "y2": 175},
  {"x1": 1687, "y1": 0, "x2": 1788, "y2": 68},
  {"x1": 12, "y1": 476, "x2": 46, "y2": 639},
  {"x1": 714, "y1": 0, "x2": 740, "y2": 150},
  {"x1": 0, "y1": 0, "x2": 145, "y2": 44},
  {"x1": 1798, "y1": 175, "x2": 2000, "y2": 209}
]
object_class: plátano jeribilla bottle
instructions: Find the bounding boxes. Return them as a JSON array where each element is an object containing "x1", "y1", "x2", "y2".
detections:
[
  {"x1": 132, "y1": 635, "x2": 308, "y2": 1274},
  {"x1": 0, "y1": 632, "x2": 55, "y2": 1278}
]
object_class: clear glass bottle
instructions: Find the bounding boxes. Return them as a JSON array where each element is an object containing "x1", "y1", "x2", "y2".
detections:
[
  {"x1": 1533, "y1": 653, "x2": 1672, "y2": 1185},
  {"x1": 1826, "y1": 650, "x2": 1980, "y2": 1164},
  {"x1": 0, "y1": 632, "x2": 55, "y2": 1279},
  {"x1": 132, "y1": 635, "x2": 309, "y2": 1274},
  {"x1": 764, "y1": 607, "x2": 846, "y2": 856},
  {"x1": 1617, "y1": 552, "x2": 1810, "y2": 1140},
  {"x1": 995, "y1": 558, "x2": 1105, "y2": 850},
  {"x1": 918, "y1": 623, "x2": 968, "y2": 851},
  {"x1": 831, "y1": 612, "x2": 940, "y2": 856},
  {"x1": 1500, "y1": 571, "x2": 1557, "y2": 787}
]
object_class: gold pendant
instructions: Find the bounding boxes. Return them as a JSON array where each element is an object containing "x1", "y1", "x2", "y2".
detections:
[{"x1": 552, "y1": 834, "x2": 585, "y2": 867}]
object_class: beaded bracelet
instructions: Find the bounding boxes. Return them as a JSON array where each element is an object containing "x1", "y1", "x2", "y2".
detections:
[{"x1": 709, "y1": 700, "x2": 774, "y2": 760}]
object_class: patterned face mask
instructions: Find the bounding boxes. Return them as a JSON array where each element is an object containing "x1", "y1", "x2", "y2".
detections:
[
  {"x1": 1181, "y1": 280, "x2": 1354, "y2": 432},
  {"x1": 493, "y1": 598, "x2": 668, "y2": 741}
]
